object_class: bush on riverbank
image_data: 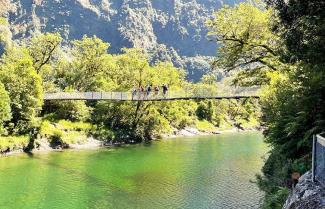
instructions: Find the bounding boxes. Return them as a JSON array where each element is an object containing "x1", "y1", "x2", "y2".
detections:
[
  {"x1": 195, "y1": 120, "x2": 216, "y2": 132},
  {"x1": 0, "y1": 136, "x2": 29, "y2": 153},
  {"x1": 39, "y1": 120, "x2": 93, "y2": 147}
]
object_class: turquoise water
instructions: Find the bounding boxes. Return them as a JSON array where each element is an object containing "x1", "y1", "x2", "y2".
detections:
[{"x1": 0, "y1": 132, "x2": 267, "y2": 209}]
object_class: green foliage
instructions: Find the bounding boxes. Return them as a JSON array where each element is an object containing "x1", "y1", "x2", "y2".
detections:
[
  {"x1": 28, "y1": 32, "x2": 62, "y2": 74},
  {"x1": 266, "y1": 0, "x2": 325, "y2": 65},
  {"x1": 159, "y1": 100, "x2": 197, "y2": 129},
  {"x1": 53, "y1": 100, "x2": 91, "y2": 122},
  {"x1": 0, "y1": 82, "x2": 11, "y2": 134},
  {"x1": 0, "y1": 47, "x2": 43, "y2": 134},
  {"x1": 196, "y1": 101, "x2": 214, "y2": 122},
  {"x1": 0, "y1": 18, "x2": 12, "y2": 55},
  {"x1": 0, "y1": 17, "x2": 8, "y2": 26},
  {"x1": 209, "y1": 1, "x2": 325, "y2": 208},
  {"x1": 39, "y1": 120, "x2": 93, "y2": 147},
  {"x1": 0, "y1": 136, "x2": 29, "y2": 153},
  {"x1": 59, "y1": 35, "x2": 110, "y2": 91},
  {"x1": 196, "y1": 120, "x2": 216, "y2": 132},
  {"x1": 261, "y1": 186, "x2": 290, "y2": 209},
  {"x1": 0, "y1": 32, "x2": 261, "y2": 151},
  {"x1": 207, "y1": 3, "x2": 283, "y2": 86},
  {"x1": 44, "y1": 88, "x2": 92, "y2": 122}
]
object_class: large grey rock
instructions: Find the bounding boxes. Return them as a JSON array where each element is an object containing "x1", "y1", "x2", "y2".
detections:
[{"x1": 283, "y1": 171, "x2": 325, "y2": 209}]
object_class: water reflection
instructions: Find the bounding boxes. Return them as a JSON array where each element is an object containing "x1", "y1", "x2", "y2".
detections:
[{"x1": 0, "y1": 132, "x2": 267, "y2": 209}]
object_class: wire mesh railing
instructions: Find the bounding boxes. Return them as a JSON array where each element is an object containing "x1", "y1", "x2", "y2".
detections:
[
  {"x1": 312, "y1": 134, "x2": 325, "y2": 186},
  {"x1": 44, "y1": 90, "x2": 259, "y2": 101}
]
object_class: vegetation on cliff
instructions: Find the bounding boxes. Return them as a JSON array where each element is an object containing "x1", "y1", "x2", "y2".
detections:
[{"x1": 207, "y1": 1, "x2": 325, "y2": 208}]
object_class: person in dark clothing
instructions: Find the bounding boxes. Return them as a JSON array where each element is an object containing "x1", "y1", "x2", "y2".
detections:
[
  {"x1": 162, "y1": 84, "x2": 168, "y2": 98},
  {"x1": 146, "y1": 84, "x2": 152, "y2": 98},
  {"x1": 132, "y1": 86, "x2": 137, "y2": 100}
]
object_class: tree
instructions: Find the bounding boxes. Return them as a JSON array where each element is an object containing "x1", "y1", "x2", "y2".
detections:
[
  {"x1": 196, "y1": 101, "x2": 214, "y2": 122},
  {"x1": 0, "y1": 47, "x2": 43, "y2": 134},
  {"x1": 28, "y1": 32, "x2": 62, "y2": 74},
  {"x1": 209, "y1": 2, "x2": 325, "y2": 208},
  {"x1": 63, "y1": 35, "x2": 110, "y2": 91},
  {"x1": 0, "y1": 81, "x2": 11, "y2": 134},
  {"x1": 266, "y1": 0, "x2": 325, "y2": 65},
  {"x1": 0, "y1": 17, "x2": 12, "y2": 55},
  {"x1": 206, "y1": 3, "x2": 283, "y2": 86}
]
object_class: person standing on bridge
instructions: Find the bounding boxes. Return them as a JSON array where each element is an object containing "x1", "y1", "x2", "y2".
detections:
[
  {"x1": 139, "y1": 86, "x2": 145, "y2": 100},
  {"x1": 132, "y1": 86, "x2": 137, "y2": 100},
  {"x1": 146, "y1": 84, "x2": 152, "y2": 99},
  {"x1": 162, "y1": 84, "x2": 168, "y2": 98},
  {"x1": 154, "y1": 85, "x2": 159, "y2": 97}
]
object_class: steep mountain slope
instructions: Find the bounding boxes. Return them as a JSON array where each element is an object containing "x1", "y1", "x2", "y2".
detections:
[{"x1": 1, "y1": 0, "x2": 245, "y2": 81}]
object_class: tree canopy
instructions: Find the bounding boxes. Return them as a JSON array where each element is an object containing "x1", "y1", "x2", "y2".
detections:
[
  {"x1": 207, "y1": 3, "x2": 283, "y2": 86},
  {"x1": 0, "y1": 47, "x2": 43, "y2": 134},
  {"x1": 207, "y1": 2, "x2": 325, "y2": 208}
]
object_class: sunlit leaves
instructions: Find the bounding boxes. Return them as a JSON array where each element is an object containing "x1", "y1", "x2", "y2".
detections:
[
  {"x1": 207, "y1": 3, "x2": 283, "y2": 86},
  {"x1": 0, "y1": 81, "x2": 11, "y2": 134},
  {"x1": 0, "y1": 47, "x2": 43, "y2": 134},
  {"x1": 28, "y1": 32, "x2": 62, "y2": 73}
]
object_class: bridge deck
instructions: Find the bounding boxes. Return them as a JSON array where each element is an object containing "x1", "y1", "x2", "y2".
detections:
[{"x1": 44, "y1": 92, "x2": 259, "y2": 101}]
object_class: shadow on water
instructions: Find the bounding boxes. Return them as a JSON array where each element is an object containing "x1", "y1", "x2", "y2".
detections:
[
  {"x1": 24, "y1": 151, "x2": 131, "y2": 195},
  {"x1": 143, "y1": 141, "x2": 153, "y2": 147}
]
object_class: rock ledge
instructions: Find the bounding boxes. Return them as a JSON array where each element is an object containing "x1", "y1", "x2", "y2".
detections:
[{"x1": 283, "y1": 171, "x2": 325, "y2": 209}]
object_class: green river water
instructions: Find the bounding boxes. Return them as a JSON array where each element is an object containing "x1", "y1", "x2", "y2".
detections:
[{"x1": 0, "y1": 132, "x2": 268, "y2": 209}]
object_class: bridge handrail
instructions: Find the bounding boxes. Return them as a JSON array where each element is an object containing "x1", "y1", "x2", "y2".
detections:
[{"x1": 44, "y1": 90, "x2": 259, "y2": 101}]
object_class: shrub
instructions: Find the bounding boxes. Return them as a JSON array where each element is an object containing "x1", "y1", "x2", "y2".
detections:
[
  {"x1": 196, "y1": 101, "x2": 214, "y2": 121},
  {"x1": 261, "y1": 187, "x2": 290, "y2": 209},
  {"x1": 196, "y1": 120, "x2": 216, "y2": 132},
  {"x1": 0, "y1": 136, "x2": 29, "y2": 153},
  {"x1": 46, "y1": 100, "x2": 91, "y2": 122},
  {"x1": 0, "y1": 82, "x2": 11, "y2": 135},
  {"x1": 39, "y1": 120, "x2": 93, "y2": 147}
]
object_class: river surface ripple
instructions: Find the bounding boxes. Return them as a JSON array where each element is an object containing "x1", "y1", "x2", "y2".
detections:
[{"x1": 0, "y1": 132, "x2": 268, "y2": 209}]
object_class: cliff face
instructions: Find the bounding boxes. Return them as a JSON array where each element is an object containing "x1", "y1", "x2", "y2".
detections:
[
  {"x1": 283, "y1": 172, "x2": 325, "y2": 209},
  {"x1": 1, "y1": 0, "x2": 246, "y2": 81}
]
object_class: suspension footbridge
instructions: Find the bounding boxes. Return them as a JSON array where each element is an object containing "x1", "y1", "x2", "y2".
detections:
[{"x1": 44, "y1": 91, "x2": 260, "y2": 101}]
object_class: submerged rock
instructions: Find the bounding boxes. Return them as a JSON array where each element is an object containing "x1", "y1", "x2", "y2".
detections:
[{"x1": 283, "y1": 171, "x2": 325, "y2": 209}]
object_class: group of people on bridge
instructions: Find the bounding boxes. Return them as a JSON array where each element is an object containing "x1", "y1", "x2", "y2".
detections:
[{"x1": 132, "y1": 84, "x2": 169, "y2": 100}]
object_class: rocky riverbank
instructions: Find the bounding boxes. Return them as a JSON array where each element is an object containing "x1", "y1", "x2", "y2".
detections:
[
  {"x1": 162, "y1": 127, "x2": 255, "y2": 138},
  {"x1": 283, "y1": 171, "x2": 325, "y2": 209},
  {"x1": 0, "y1": 127, "x2": 255, "y2": 157}
]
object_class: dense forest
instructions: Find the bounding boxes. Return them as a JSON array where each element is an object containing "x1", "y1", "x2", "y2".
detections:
[
  {"x1": 207, "y1": 1, "x2": 325, "y2": 208},
  {"x1": 0, "y1": 17, "x2": 259, "y2": 152}
]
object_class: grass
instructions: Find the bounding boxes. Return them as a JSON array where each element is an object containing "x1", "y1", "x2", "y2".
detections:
[
  {"x1": 240, "y1": 117, "x2": 260, "y2": 129},
  {"x1": 0, "y1": 136, "x2": 29, "y2": 153},
  {"x1": 39, "y1": 120, "x2": 93, "y2": 146},
  {"x1": 195, "y1": 120, "x2": 217, "y2": 132},
  {"x1": 60, "y1": 131, "x2": 88, "y2": 145}
]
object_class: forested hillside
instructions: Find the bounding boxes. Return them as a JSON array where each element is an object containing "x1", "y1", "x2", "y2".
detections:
[{"x1": 0, "y1": 0, "x2": 252, "y2": 81}]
